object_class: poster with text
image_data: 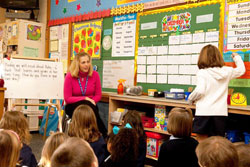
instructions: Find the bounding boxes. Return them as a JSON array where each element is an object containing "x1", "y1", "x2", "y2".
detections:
[
  {"x1": 112, "y1": 13, "x2": 137, "y2": 57},
  {"x1": 72, "y1": 20, "x2": 102, "y2": 59},
  {"x1": 224, "y1": 1, "x2": 250, "y2": 87}
]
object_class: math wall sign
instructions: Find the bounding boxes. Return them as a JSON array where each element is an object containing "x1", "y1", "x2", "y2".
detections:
[
  {"x1": 162, "y1": 12, "x2": 191, "y2": 32},
  {"x1": 223, "y1": 1, "x2": 250, "y2": 87},
  {"x1": 72, "y1": 20, "x2": 102, "y2": 59}
]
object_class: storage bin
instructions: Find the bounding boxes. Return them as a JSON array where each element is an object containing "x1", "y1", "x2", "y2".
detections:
[
  {"x1": 164, "y1": 91, "x2": 185, "y2": 100},
  {"x1": 226, "y1": 130, "x2": 241, "y2": 143},
  {"x1": 141, "y1": 116, "x2": 155, "y2": 128},
  {"x1": 145, "y1": 132, "x2": 165, "y2": 158},
  {"x1": 243, "y1": 132, "x2": 250, "y2": 144}
]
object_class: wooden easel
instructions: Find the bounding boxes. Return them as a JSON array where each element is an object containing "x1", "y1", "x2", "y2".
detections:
[
  {"x1": 11, "y1": 99, "x2": 62, "y2": 140},
  {"x1": 4, "y1": 56, "x2": 64, "y2": 140}
]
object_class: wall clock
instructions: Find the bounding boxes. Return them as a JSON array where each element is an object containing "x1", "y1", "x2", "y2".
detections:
[
  {"x1": 102, "y1": 35, "x2": 112, "y2": 51},
  {"x1": 230, "y1": 92, "x2": 247, "y2": 106}
]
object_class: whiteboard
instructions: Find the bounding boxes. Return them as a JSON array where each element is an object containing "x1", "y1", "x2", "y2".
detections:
[
  {"x1": 103, "y1": 60, "x2": 134, "y2": 89},
  {"x1": 3, "y1": 58, "x2": 64, "y2": 99}
]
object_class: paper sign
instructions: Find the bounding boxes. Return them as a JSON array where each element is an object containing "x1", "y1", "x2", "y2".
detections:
[
  {"x1": 205, "y1": 31, "x2": 219, "y2": 42},
  {"x1": 169, "y1": 35, "x2": 180, "y2": 44},
  {"x1": 137, "y1": 56, "x2": 146, "y2": 64},
  {"x1": 137, "y1": 65, "x2": 146, "y2": 73},
  {"x1": 168, "y1": 65, "x2": 178, "y2": 74},
  {"x1": 196, "y1": 14, "x2": 213, "y2": 24},
  {"x1": 169, "y1": 45, "x2": 180, "y2": 54},
  {"x1": 168, "y1": 75, "x2": 179, "y2": 84},
  {"x1": 157, "y1": 65, "x2": 168, "y2": 74},
  {"x1": 157, "y1": 56, "x2": 168, "y2": 64},
  {"x1": 157, "y1": 75, "x2": 167, "y2": 84},
  {"x1": 147, "y1": 56, "x2": 157, "y2": 64},
  {"x1": 147, "y1": 74, "x2": 156, "y2": 83},
  {"x1": 137, "y1": 74, "x2": 146, "y2": 83},
  {"x1": 193, "y1": 33, "x2": 205, "y2": 43},
  {"x1": 180, "y1": 34, "x2": 192, "y2": 44},
  {"x1": 157, "y1": 46, "x2": 168, "y2": 55},
  {"x1": 179, "y1": 75, "x2": 191, "y2": 85},
  {"x1": 147, "y1": 65, "x2": 156, "y2": 74}
]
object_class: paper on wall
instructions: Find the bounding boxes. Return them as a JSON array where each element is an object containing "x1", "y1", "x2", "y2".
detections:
[
  {"x1": 137, "y1": 56, "x2": 146, "y2": 64},
  {"x1": 193, "y1": 33, "x2": 205, "y2": 43},
  {"x1": 167, "y1": 56, "x2": 179, "y2": 64},
  {"x1": 179, "y1": 44, "x2": 193, "y2": 54},
  {"x1": 168, "y1": 75, "x2": 179, "y2": 84},
  {"x1": 205, "y1": 31, "x2": 219, "y2": 42},
  {"x1": 137, "y1": 74, "x2": 146, "y2": 83},
  {"x1": 179, "y1": 75, "x2": 191, "y2": 85},
  {"x1": 157, "y1": 65, "x2": 168, "y2": 74},
  {"x1": 192, "y1": 76, "x2": 197, "y2": 85},
  {"x1": 157, "y1": 56, "x2": 168, "y2": 64},
  {"x1": 147, "y1": 65, "x2": 156, "y2": 74},
  {"x1": 138, "y1": 47, "x2": 147, "y2": 55},
  {"x1": 137, "y1": 65, "x2": 146, "y2": 73},
  {"x1": 147, "y1": 74, "x2": 156, "y2": 83},
  {"x1": 148, "y1": 46, "x2": 158, "y2": 55},
  {"x1": 147, "y1": 56, "x2": 157, "y2": 64},
  {"x1": 168, "y1": 65, "x2": 178, "y2": 74},
  {"x1": 169, "y1": 45, "x2": 180, "y2": 54},
  {"x1": 178, "y1": 55, "x2": 191, "y2": 64},
  {"x1": 196, "y1": 14, "x2": 213, "y2": 24},
  {"x1": 180, "y1": 34, "x2": 193, "y2": 44},
  {"x1": 191, "y1": 54, "x2": 199, "y2": 64},
  {"x1": 157, "y1": 75, "x2": 167, "y2": 84},
  {"x1": 169, "y1": 35, "x2": 180, "y2": 45},
  {"x1": 157, "y1": 46, "x2": 168, "y2": 55}
]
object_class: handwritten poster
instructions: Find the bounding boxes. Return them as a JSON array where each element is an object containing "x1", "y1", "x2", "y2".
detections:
[
  {"x1": 224, "y1": 1, "x2": 250, "y2": 87},
  {"x1": 112, "y1": 13, "x2": 137, "y2": 57},
  {"x1": 103, "y1": 60, "x2": 134, "y2": 89},
  {"x1": 72, "y1": 20, "x2": 102, "y2": 59}
]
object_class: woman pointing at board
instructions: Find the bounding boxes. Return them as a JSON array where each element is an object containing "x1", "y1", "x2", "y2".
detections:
[{"x1": 63, "y1": 52, "x2": 107, "y2": 137}]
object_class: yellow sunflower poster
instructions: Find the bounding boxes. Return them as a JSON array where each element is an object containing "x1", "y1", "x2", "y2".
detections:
[{"x1": 72, "y1": 20, "x2": 102, "y2": 59}]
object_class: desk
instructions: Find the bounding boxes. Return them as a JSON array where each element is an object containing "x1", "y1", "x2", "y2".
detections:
[{"x1": 0, "y1": 88, "x2": 6, "y2": 119}]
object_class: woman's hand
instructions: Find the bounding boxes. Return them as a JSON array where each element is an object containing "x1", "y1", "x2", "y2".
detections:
[{"x1": 85, "y1": 97, "x2": 96, "y2": 105}]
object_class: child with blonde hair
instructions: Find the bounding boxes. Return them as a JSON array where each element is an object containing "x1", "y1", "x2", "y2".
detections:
[
  {"x1": 0, "y1": 129, "x2": 22, "y2": 167},
  {"x1": 122, "y1": 110, "x2": 146, "y2": 167},
  {"x1": 51, "y1": 137, "x2": 98, "y2": 167},
  {"x1": 0, "y1": 111, "x2": 37, "y2": 167},
  {"x1": 102, "y1": 126, "x2": 139, "y2": 167},
  {"x1": 39, "y1": 132, "x2": 68, "y2": 167},
  {"x1": 158, "y1": 107, "x2": 199, "y2": 167},
  {"x1": 196, "y1": 136, "x2": 239, "y2": 167},
  {"x1": 68, "y1": 104, "x2": 107, "y2": 164},
  {"x1": 234, "y1": 142, "x2": 250, "y2": 167},
  {"x1": 188, "y1": 45, "x2": 245, "y2": 141}
]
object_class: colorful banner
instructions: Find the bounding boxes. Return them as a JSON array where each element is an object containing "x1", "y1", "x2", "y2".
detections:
[
  {"x1": 162, "y1": 12, "x2": 191, "y2": 32},
  {"x1": 223, "y1": 1, "x2": 250, "y2": 87},
  {"x1": 117, "y1": 0, "x2": 140, "y2": 5},
  {"x1": 27, "y1": 24, "x2": 41, "y2": 41},
  {"x1": 72, "y1": 20, "x2": 102, "y2": 59}
]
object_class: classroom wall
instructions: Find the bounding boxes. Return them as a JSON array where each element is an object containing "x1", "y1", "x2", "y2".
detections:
[{"x1": 37, "y1": 0, "x2": 47, "y2": 25}]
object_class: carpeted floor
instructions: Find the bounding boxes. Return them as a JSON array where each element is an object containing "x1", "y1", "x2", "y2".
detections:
[{"x1": 30, "y1": 132, "x2": 45, "y2": 162}]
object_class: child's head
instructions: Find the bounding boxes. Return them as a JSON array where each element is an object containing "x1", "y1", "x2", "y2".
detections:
[
  {"x1": 123, "y1": 110, "x2": 145, "y2": 138},
  {"x1": 198, "y1": 44, "x2": 224, "y2": 69},
  {"x1": 234, "y1": 142, "x2": 250, "y2": 167},
  {"x1": 0, "y1": 111, "x2": 31, "y2": 144},
  {"x1": 107, "y1": 127, "x2": 138, "y2": 163},
  {"x1": 68, "y1": 104, "x2": 101, "y2": 142},
  {"x1": 196, "y1": 136, "x2": 239, "y2": 167},
  {"x1": 167, "y1": 107, "x2": 193, "y2": 138},
  {"x1": 51, "y1": 137, "x2": 98, "y2": 167},
  {"x1": 0, "y1": 129, "x2": 21, "y2": 167},
  {"x1": 40, "y1": 132, "x2": 68, "y2": 167}
]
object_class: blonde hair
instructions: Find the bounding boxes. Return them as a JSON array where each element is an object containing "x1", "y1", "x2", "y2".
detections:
[
  {"x1": 0, "y1": 111, "x2": 31, "y2": 144},
  {"x1": 198, "y1": 44, "x2": 224, "y2": 69},
  {"x1": 69, "y1": 52, "x2": 93, "y2": 78},
  {"x1": 68, "y1": 105, "x2": 101, "y2": 142},
  {"x1": 196, "y1": 136, "x2": 239, "y2": 167},
  {"x1": 167, "y1": 107, "x2": 193, "y2": 138},
  {"x1": 39, "y1": 132, "x2": 68, "y2": 167},
  {"x1": 51, "y1": 137, "x2": 97, "y2": 167},
  {"x1": 234, "y1": 142, "x2": 250, "y2": 167},
  {"x1": 0, "y1": 129, "x2": 21, "y2": 167}
]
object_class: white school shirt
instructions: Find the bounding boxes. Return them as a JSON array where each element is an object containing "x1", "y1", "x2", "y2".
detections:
[{"x1": 188, "y1": 55, "x2": 245, "y2": 116}]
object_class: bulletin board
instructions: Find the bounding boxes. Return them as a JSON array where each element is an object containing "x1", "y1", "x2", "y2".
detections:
[
  {"x1": 136, "y1": 1, "x2": 223, "y2": 93},
  {"x1": 223, "y1": 0, "x2": 250, "y2": 101}
]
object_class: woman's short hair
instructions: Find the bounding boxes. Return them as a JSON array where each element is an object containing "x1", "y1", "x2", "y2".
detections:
[
  {"x1": 40, "y1": 132, "x2": 68, "y2": 167},
  {"x1": 69, "y1": 52, "x2": 93, "y2": 78},
  {"x1": 167, "y1": 107, "x2": 193, "y2": 138},
  {"x1": 0, "y1": 129, "x2": 21, "y2": 167},
  {"x1": 198, "y1": 44, "x2": 224, "y2": 69},
  {"x1": 196, "y1": 136, "x2": 239, "y2": 167},
  {"x1": 51, "y1": 137, "x2": 97, "y2": 167},
  {"x1": 68, "y1": 105, "x2": 101, "y2": 142},
  {"x1": 0, "y1": 111, "x2": 31, "y2": 144}
]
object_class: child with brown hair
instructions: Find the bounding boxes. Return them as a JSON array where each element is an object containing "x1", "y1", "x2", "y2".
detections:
[
  {"x1": 196, "y1": 136, "x2": 239, "y2": 167},
  {"x1": 122, "y1": 110, "x2": 146, "y2": 167},
  {"x1": 0, "y1": 129, "x2": 22, "y2": 167},
  {"x1": 68, "y1": 104, "x2": 107, "y2": 165},
  {"x1": 188, "y1": 45, "x2": 245, "y2": 141},
  {"x1": 157, "y1": 107, "x2": 199, "y2": 167},
  {"x1": 39, "y1": 132, "x2": 68, "y2": 167},
  {"x1": 0, "y1": 111, "x2": 37, "y2": 167},
  {"x1": 51, "y1": 137, "x2": 98, "y2": 167},
  {"x1": 101, "y1": 126, "x2": 139, "y2": 167},
  {"x1": 234, "y1": 142, "x2": 250, "y2": 167}
]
